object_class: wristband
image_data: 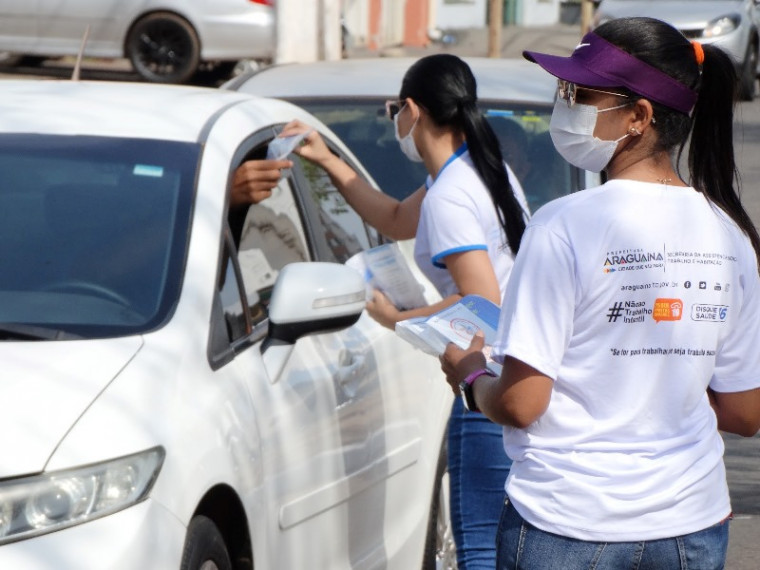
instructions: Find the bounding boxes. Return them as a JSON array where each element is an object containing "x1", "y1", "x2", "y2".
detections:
[
  {"x1": 462, "y1": 368, "x2": 496, "y2": 386},
  {"x1": 459, "y1": 368, "x2": 497, "y2": 412}
]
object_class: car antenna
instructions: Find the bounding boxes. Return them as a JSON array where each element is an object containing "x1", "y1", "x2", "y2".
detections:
[{"x1": 71, "y1": 25, "x2": 90, "y2": 81}]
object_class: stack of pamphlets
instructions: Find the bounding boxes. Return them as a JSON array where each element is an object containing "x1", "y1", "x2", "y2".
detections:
[{"x1": 395, "y1": 294, "x2": 503, "y2": 374}]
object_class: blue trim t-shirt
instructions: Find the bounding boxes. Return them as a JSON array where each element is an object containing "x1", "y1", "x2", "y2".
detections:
[{"x1": 413, "y1": 147, "x2": 529, "y2": 298}]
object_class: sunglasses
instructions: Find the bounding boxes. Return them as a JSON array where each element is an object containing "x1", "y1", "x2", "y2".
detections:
[
  {"x1": 385, "y1": 99, "x2": 405, "y2": 121},
  {"x1": 557, "y1": 80, "x2": 630, "y2": 108}
]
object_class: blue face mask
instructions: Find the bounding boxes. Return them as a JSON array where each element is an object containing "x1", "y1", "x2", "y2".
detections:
[
  {"x1": 393, "y1": 105, "x2": 423, "y2": 163},
  {"x1": 549, "y1": 99, "x2": 631, "y2": 173}
]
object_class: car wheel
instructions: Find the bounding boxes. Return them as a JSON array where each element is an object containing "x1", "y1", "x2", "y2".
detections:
[
  {"x1": 422, "y1": 439, "x2": 457, "y2": 570},
  {"x1": 180, "y1": 516, "x2": 233, "y2": 570},
  {"x1": 738, "y1": 39, "x2": 758, "y2": 101},
  {"x1": 126, "y1": 12, "x2": 200, "y2": 84}
]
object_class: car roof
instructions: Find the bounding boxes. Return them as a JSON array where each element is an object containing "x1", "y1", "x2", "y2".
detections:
[
  {"x1": 225, "y1": 57, "x2": 558, "y2": 103},
  {"x1": 0, "y1": 80, "x2": 282, "y2": 142}
]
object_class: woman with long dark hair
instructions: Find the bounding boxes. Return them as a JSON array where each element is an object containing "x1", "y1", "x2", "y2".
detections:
[
  {"x1": 283, "y1": 54, "x2": 528, "y2": 569},
  {"x1": 441, "y1": 17, "x2": 760, "y2": 569}
]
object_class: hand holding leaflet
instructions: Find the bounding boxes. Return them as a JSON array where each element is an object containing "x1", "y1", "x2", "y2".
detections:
[
  {"x1": 345, "y1": 243, "x2": 427, "y2": 310},
  {"x1": 395, "y1": 294, "x2": 503, "y2": 374}
]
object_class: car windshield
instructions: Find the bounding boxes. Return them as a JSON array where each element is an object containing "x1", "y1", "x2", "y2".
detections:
[
  {"x1": 0, "y1": 134, "x2": 199, "y2": 340},
  {"x1": 290, "y1": 97, "x2": 578, "y2": 213}
]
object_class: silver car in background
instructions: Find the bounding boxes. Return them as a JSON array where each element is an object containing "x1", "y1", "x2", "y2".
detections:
[
  {"x1": 0, "y1": 0, "x2": 274, "y2": 83},
  {"x1": 593, "y1": 0, "x2": 760, "y2": 100}
]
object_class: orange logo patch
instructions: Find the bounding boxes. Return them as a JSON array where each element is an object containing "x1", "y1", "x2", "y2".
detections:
[{"x1": 653, "y1": 298, "x2": 683, "y2": 322}]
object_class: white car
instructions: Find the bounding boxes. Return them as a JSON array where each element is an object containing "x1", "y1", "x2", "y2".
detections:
[
  {"x1": 593, "y1": 0, "x2": 760, "y2": 100},
  {"x1": 0, "y1": 0, "x2": 275, "y2": 83},
  {"x1": 0, "y1": 80, "x2": 452, "y2": 569},
  {"x1": 223, "y1": 57, "x2": 602, "y2": 214}
]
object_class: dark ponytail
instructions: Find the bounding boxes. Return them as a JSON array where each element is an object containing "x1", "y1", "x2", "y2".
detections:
[
  {"x1": 400, "y1": 54, "x2": 526, "y2": 254},
  {"x1": 689, "y1": 45, "x2": 760, "y2": 267},
  {"x1": 597, "y1": 17, "x2": 760, "y2": 270}
]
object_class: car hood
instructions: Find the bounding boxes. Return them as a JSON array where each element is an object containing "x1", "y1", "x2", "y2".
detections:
[
  {"x1": 597, "y1": 0, "x2": 746, "y2": 27},
  {"x1": 0, "y1": 337, "x2": 142, "y2": 478}
]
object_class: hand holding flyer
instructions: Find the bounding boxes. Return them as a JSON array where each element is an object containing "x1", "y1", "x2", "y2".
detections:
[
  {"x1": 395, "y1": 295, "x2": 503, "y2": 374},
  {"x1": 345, "y1": 243, "x2": 427, "y2": 310}
]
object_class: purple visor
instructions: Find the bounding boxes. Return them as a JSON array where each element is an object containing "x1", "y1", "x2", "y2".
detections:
[{"x1": 523, "y1": 32, "x2": 697, "y2": 115}]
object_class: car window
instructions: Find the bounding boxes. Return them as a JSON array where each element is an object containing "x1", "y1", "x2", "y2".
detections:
[
  {"x1": 291, "y1": 99, "x2": 425, "y2": 202},
  {"x1": 0, "y1": 133, "x2": 198, "y2": 339},
  {"x1": 485, "y1": 109, "x2": 573, "y2": 212},
  {"x1": 290, "y1": 151, "x2": 376, "y2": 263},
  {"x1": 290, "y1": 97, "x2": 580, "y2": 213},
  {"x1": 227, "y1": 173, "x2": 310, "y2": 333},
  {"x1": 217, "y1": 234, "x2": 250, "y2": 344},
  {"x1": 214, "y1": 134, "x2": 377, "y2": 350}
]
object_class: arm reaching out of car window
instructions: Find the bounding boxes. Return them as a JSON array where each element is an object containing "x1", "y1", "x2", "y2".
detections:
[{"x1": 231, "y1": 158, "x2": 292, "y2": 207}]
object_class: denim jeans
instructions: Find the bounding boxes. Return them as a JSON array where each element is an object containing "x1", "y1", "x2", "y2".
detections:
[
  {"x1": 448, "y1": 397, "x2": 512, "y2": 570},
  {"x1": 496, "y1": 499, "x2": 730, "y2": 570}
]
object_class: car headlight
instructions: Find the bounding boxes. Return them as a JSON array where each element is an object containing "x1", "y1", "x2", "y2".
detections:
[
  {"x1": 0, "y1": 447, "x2": 164, "y2": 545},
  {"x1": 703, "y1": 14, "x2": 741, "y2": 38}
]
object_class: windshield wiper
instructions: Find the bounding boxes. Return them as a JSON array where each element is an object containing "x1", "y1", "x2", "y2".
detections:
[{"x1": 0, "y1": 323, "x2": 84, "y2": 341}]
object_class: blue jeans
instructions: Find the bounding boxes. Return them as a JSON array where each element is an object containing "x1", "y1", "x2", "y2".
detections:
[
  {"x1": 448, "y1": 397, "x2": 512, "y2": 570},
  {"x1": 496, "y1": 499, "x2": 730, "y2": 570}
]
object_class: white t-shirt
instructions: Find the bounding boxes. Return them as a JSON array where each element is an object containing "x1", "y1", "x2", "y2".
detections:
[
  {"x1": 414, "y1": 147, "x2": 528, "y2": 299},
  {"x1": 492, "y1": 179, "x2": 760, "y2": 542}
]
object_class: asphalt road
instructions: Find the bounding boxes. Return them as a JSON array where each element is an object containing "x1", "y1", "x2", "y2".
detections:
[{"x1": 0, "y1": 29, "x2": 759, "y2": 566}]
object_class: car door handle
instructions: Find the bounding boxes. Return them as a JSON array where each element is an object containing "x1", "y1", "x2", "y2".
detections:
[{"x1": 336, "y1": 351, "x2": 367, "y2": 398}]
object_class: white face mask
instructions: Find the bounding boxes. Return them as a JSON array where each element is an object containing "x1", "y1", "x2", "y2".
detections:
[
  {"x1": 549, "y1": 99, "x2": 631, "y2": 173},
  {"x1": 394, "y1": 106, "x2": 423, "y2": 163}
]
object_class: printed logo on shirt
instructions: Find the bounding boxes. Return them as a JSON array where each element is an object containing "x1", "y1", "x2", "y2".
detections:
[
  {"x1": 606, "y1": 300, "x2": 651, "y2": 323},
  {"x1": 691, "y1": 304, "x2": 728, "y2": 322},
  {"x1": 603, "y1": 249, "x2": 664, "y2": 273},
  {"x1": 652, "y1": 298, "x2": 683, "y2": 323},
  {"x1": 667, "y1": 250, "x2": 738, "y2": 265},
  {"x1": 683, "y1": 280, "x2": 731, "y2": 293}
]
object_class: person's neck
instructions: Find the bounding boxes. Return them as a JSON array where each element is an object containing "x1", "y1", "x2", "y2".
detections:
[
  {"x1": 424, "y1": 131, "x2": 466, "y2": 180},
  {"x1": 606, "y1": 152, "x2": 686, "y2": 187}
]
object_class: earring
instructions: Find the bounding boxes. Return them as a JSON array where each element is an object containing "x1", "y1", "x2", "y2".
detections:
[{"x1": 628, "y1": 127, "x2": 642, "y2": 136}]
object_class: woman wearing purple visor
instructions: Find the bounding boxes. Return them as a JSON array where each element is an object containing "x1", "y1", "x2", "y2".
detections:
[{"x1": 440, "y1": 16, "x2": 760, "y2": 570}]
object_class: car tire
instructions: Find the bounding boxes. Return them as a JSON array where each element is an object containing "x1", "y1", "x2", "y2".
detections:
[
  {"x1": 421, "y1": 438, "x2": 457, "y2": 570},
  {"x1": 738, "y1": 39, "x2": 758, "y2": 101},
  {"x1": 180, "y1": 515, "x2": 233, "y2": 570},
  {"x1": 126, "y1": 12, "x2": 200, "y2": 84}
]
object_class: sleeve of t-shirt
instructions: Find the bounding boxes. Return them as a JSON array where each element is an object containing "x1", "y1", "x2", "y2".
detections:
[
  {"x1": 710, "y1": 254, "x2": 760, "y2": 393},
  {"x1": 422, "y1": 190, "x2": 488, "y2": 269},
  {"x1": 492, "y1": 223, "x2": 576, "y2": 380}
]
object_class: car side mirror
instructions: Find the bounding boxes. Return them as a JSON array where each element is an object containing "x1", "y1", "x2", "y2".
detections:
[{"x1": 265, "y1": 262, "x2": 366, "y2": 346}]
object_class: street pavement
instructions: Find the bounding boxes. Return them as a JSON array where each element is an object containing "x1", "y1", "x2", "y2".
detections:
[{"x1": 347, "y1": 22, "x2": 760, "y2": 570}]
